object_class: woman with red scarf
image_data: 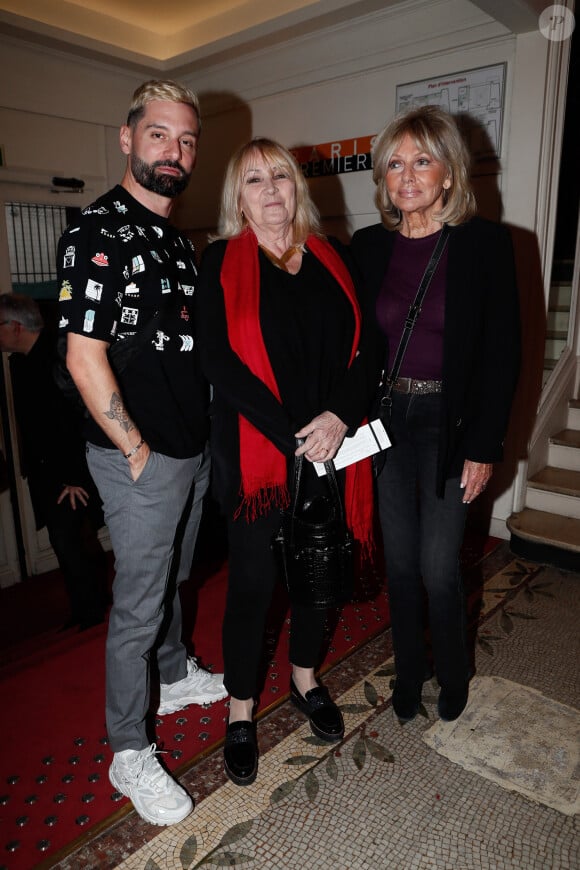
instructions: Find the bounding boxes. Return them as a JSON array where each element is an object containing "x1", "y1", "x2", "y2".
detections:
[{"x1": 196, "y1": 137, "x2": 379, "y2": 786}]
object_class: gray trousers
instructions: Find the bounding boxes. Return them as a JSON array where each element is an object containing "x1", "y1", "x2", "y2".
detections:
[{"x1": 87, "y1": 443, "x2": 210, "y2": 752}]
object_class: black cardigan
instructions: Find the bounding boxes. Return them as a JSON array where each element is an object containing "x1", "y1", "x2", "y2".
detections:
[
  {"x1": 195, "y1": 237, "x2": 380, "y2": 512},
  {"x1": 350, "y1": 216, "x2": 521, "y2": 491}
]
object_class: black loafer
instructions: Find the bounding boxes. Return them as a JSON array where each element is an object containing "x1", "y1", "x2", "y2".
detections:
[
  {"x1": 290, "y1": 679, "x2": 344, "y2": 742},
  {"x1": 224, "y1": 721, "x2": 258, "y2": 786},
  {"x1": 437, "y1": 685, "x2": 469, "y2": 722},
  {"x1": 392, "y1": 680, "x2": 421, "y2": 723}
]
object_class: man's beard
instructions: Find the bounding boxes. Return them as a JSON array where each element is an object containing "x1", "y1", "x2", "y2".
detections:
[{"x1": 131, "y1": 155, "x2": 190, "y2": 198}]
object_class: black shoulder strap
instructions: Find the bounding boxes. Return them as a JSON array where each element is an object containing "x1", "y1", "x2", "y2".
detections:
[{"x1": 380, "y1": 224, "x2": 450, "y2": 407}]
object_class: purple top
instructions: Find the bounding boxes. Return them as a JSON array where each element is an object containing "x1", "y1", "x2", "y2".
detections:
[{"x1": 376, "y1": 229, "x2": 448, "y2": 380}]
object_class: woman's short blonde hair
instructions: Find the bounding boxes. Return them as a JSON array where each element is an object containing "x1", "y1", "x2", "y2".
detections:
[
  {"x1": 372, "y1": 105, "x2": 475, "y2": 229},
  {"x1": 127, "y1": 80, "x2": 201, "y2": 130},
  {"x1": 215, "y1": 137, "x2": 322, "y2": 242}
]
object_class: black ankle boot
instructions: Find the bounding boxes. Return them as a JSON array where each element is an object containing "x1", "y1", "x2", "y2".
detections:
[
  {"x1": 392, "y1": 680, "x2": 421, "y2": 722},
  {"x1": 290, "y1": 679, "x2": 344, "y2": 741},
  {"x1": 437, "y1": 684, "x2": 469, "y2": 722},
  {"x1": 224, "y1": 721, "x2": 258, "y2": 786}
]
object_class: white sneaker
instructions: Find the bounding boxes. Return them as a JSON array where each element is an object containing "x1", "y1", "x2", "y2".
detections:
[
  {"x1": 109, "y1": 744, "x2": 192, "y2": 826},
  {"x1": 158, "y1": 656, "x2": 227, "y2": 715}
]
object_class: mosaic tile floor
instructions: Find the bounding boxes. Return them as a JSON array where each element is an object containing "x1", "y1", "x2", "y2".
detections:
[{"x1": 44, "y1": 545, "x2": 580, "y2": 870}]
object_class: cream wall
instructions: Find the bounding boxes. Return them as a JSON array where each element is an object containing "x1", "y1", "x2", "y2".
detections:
[
  {"x1": 173, "y1": 0, "x2": 526, "y2": 233},
  {"x1": 0, "y1": 1, "x2": 562, "y2": 582},
  {"x1": 0, "y1": 4, "x2": 549, "y2": 237},
  {"x1": 0, "y1": 40, "x2": 143, "y2": 204}
]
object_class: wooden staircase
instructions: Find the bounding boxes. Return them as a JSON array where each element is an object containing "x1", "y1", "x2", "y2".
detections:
[
  {"x1": 508, "y1": 399, "x2": 580, "y2": 570},
  {"x1": 543, "y1": 260, "x2": 572, "y2": 386}
]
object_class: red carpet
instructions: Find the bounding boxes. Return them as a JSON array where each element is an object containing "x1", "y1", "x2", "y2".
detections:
[{"x1": 0, "y1": 534, "x2": 498, "y2": 870}]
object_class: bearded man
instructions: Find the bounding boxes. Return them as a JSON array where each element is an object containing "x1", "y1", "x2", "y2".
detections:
[{"x1": 58, "y1": 80, "x2": 226, "y2": 827}]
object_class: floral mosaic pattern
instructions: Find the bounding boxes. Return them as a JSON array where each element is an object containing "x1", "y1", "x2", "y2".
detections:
[{"x1": 113, "y1": 557, "x2": 545, "y2": 870}]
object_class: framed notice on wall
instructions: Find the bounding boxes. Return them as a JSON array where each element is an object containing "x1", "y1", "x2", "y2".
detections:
[{"x1": 396, "y1": 63, "x2": 507, "y2": 160}]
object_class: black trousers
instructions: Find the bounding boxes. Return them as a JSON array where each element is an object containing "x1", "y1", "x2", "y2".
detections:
[
  {"x1": 223, "y1": 507, "x2": 327, "y2": 700},
  {"x1": 45, "y1": 497, "x2": 106, "y2": 627}
]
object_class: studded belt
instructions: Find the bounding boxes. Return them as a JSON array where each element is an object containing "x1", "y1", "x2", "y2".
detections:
[{"x1": 392, "y1": 378, "x2": 442, "y2": 395}]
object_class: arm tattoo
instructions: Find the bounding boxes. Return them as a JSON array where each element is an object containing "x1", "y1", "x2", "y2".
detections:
[{"x1": 104, "y1": 392, "x2": 135, "y2": 433}]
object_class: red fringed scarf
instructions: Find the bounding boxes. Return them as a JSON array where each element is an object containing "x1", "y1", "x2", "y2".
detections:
[{"x1": 220, "y1": 229, "x2": 373, "y2": 552}]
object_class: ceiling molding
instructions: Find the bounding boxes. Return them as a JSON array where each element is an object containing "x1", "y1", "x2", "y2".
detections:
[
  {"x1": 0, "y1": 16, "x2": 159, "y2": 73},
  {"x1": 469, "y1": 0, "x2": 556, "y2": 33},
  {"x1": 0, "y1": 0, "x2": 547, "y2": 81},
  {"x1": 0, "y1": 0, "x2": 402, "y2": 70}
]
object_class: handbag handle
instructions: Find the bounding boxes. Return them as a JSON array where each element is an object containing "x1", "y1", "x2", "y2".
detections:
[
  {"x1": 290, "y1": 440, "x2": 345, "y2": 531},
  {"x1": 379, "y1": 223, "x2": 450, "y2": 409}
]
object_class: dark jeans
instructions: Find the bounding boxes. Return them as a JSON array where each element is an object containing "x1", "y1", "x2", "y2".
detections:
[
  {"x1": 378, "y1": 391, "x2": 469, "y2": 691},
  {"x1": 224, "y1": 508, "x2": 327, "y2": 700},
  {"x1": 45, "y1": 498, "x2": 106, "y2": 627}
]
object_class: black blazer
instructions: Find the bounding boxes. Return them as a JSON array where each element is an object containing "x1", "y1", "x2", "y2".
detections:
[{"x1": 351, "y1": 217, "x2": 521, "y2": 491}]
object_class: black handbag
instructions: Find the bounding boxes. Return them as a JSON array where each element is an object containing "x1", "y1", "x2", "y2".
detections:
[{"x1": 273, "y1": 445, "x2": 353, "y2": 609}]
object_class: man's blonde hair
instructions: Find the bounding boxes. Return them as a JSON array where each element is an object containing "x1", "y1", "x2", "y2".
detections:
[{"x1": 127, "y1": 80, "x2": 201, "y2": 129}]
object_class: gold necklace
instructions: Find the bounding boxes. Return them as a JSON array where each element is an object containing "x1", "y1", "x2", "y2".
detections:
[{"x1": 259, "y1": 244, "x2": 303, "y2": 272}]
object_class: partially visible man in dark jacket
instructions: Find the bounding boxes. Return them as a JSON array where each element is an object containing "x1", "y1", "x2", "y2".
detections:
[{"x1": 0, "y1": 292, "x2": 106, "y2": 629}]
